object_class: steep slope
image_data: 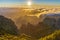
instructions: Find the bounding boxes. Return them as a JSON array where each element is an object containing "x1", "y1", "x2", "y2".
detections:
[{"x1": 0, "y1": 15, "x2": 19, "y2": 35}]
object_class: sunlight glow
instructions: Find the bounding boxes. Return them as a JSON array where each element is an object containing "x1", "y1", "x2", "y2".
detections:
[{"x1": 27, "y1": 1, "x2": 32, "y2": 6}]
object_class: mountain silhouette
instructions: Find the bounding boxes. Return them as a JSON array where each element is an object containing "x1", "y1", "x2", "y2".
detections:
[{"x1": 0, "y1": 15, "x2": 19, "y2": 35}]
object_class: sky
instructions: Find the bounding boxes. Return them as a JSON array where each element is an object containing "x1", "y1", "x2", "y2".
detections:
[{"x1": 0, "y1": 0, "x2": 60, "y2": 7}]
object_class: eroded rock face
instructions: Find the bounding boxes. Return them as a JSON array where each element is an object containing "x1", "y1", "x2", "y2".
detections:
[
  {"x1": 0, "y1": 15, "x2": 19, "y2": 35},
  {"x1": 43, "y1": 18, "x2": 56, "y2": 27},
  {"x1": 43, "y1": 14, "x2": 60, "y2": 29}
]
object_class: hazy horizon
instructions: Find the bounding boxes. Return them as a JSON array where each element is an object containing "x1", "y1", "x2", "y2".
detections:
[{"x1": 0, "y1": 0, "x2": 60, "y2": 7}]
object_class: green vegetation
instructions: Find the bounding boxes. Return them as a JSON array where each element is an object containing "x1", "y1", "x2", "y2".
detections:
[
  {"x1": 0, "y1": 34, "x2": 31, "y2": 40},
  {"x1": 0, "y1": 30, "x2": 60, "y2": 40},
  {"x1": 39, "y1": 30, "x2": 60, "y2": 40}
]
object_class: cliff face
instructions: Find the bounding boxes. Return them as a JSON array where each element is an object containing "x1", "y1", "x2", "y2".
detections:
[
  {"x1": 43, "y1": 14, "x2": 60, "y2": 29},
  {"x1": 0, "y1": 15, "x2": 19, "y2": 35}
]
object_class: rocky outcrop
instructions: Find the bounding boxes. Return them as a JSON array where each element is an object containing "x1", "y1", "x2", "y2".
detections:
[
  {"x1": 43, "y1": 13, "x2": 60, "y2": 29},
  {"x1": 0, "y1": 15, "x2": 19, "y2": 35}
]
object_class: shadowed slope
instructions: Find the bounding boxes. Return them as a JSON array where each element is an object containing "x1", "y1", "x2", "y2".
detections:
[{"x1": 0, "y1": 15, "x2": 19, "y2": 35}]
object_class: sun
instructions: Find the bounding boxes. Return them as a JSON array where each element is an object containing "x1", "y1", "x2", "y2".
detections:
[{"x1": 27, "y1": 1, "x2": 32, "y2": 6}]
